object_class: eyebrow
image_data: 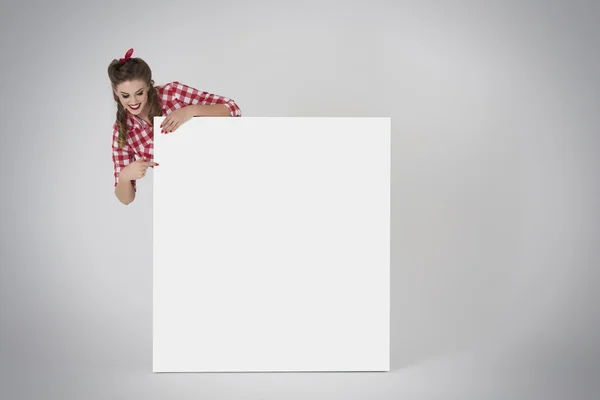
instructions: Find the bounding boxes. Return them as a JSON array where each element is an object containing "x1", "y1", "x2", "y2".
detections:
[{"x1": 120, "y1": 88, "x2": 144, "y2": 95}]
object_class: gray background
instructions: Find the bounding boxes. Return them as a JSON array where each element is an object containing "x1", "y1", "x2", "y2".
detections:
[{"x1": 1, "y1": 0, "x2": 599, "y2": 398}]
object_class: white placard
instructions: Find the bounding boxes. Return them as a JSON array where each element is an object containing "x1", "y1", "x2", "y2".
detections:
[{"x1": 153, "y1": 117, "x2": 390, "y2": 372}]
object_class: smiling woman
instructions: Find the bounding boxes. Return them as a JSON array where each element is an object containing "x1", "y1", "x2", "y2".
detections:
[{"x1": 107, "y1": 48, "x2": 242, "y2": 206}]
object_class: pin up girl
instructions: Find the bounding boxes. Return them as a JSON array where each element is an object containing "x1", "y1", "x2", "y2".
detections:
[{"x1": 108, "y1": 48, "x2": 242, "y2": 205}]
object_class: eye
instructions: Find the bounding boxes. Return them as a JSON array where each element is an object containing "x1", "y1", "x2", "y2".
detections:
[{"x1": 122, "y1": 92, "x2": 142, "y2": 99}]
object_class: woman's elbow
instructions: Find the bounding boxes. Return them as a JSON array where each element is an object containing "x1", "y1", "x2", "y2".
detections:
[
  {"x1": 226, "y1": 101, "x2": 242, "y2": 117},
  {"x1": 114, "y1": 189, "x2": 135, "y2": 205}
]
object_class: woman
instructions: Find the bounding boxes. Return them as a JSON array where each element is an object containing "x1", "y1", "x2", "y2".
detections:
[{"x1": 108, "y1": 48, "x2": 242, "y2": 205}]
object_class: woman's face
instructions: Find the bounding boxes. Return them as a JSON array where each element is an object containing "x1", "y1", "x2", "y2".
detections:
[{"x1": 114, "y1": 79, "x2": 149, "y2": 116}]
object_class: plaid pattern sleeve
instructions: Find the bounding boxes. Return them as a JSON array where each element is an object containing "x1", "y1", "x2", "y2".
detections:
[
  {"x1": 165, "y1": 81, "x2": 242, "y2": 117},
  {"x1": 112, "y1": 122, "x2": 137, "y2": 192}
]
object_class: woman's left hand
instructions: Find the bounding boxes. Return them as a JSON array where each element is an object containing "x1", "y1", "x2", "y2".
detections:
[{"x1": 161, "y1": 107, "x2": 194, "y2": 134}]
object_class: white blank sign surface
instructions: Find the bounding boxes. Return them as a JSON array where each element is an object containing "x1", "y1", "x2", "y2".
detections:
[{"x1": 153, "y1": 117, "x2": 390, "y2": 372}]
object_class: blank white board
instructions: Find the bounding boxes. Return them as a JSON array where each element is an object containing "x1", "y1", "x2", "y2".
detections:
[{"x1": 153, "y1": 117, "x2": 390, "y2": 372}]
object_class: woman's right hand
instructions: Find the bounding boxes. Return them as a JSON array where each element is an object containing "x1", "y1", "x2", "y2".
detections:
[{"x1": 120, "y1": 159, "x2": 159, "y2": 181}]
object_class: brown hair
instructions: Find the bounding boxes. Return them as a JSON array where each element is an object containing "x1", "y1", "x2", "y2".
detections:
[{"x1": 108, "y1": 56, "x2": 163, "y2": 148}]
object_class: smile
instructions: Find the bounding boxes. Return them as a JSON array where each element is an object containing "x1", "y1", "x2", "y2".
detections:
[{"x1": 129, "y1": 103, "x2": 141, "y2": 110}]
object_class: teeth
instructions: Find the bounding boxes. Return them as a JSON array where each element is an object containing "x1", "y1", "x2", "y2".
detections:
[{"x1": 130, "y1": 103, "x2": 140, "y2": 109}]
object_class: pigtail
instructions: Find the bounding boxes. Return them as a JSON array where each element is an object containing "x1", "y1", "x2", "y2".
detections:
[
  {"x1": 115, "y1": 101, "x2": 128, "y2": 148},
  {"x1": 147, "y1": 80, "x2": 163, "y2": 122}
]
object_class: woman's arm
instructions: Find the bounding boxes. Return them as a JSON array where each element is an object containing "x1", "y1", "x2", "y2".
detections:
[
  {"x1": 167, "y1": 82, "x2": 242, "y2": 117},
  {"x1": 186, "y1": 103, "x2": 233, "y2": 117},
  {"x1": 115, "y1": 175, "x2": 136, "y2": 205},
  {"x1": 112, "y1": 124, "x2": 138, "y2": 205}
]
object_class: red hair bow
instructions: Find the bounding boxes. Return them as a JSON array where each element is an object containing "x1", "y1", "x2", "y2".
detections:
[{"x1": 119, "y1": 48, "x2": 134, "y2": 62}]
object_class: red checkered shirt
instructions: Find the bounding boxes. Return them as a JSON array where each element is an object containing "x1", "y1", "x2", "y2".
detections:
[{"x1": 112, "y1": 81, "x2": 242, "y2": 192}]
